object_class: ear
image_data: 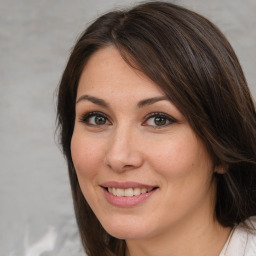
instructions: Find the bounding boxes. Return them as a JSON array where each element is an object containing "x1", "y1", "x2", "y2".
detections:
[{"x1": 214, "y1": 164, "x2": 228, "y2": 174}]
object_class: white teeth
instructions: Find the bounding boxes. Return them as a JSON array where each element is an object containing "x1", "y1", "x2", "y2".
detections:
[
  {"x1": 133, "y1": 188, "x2": 141, "y2": 196},
  {"x1": 124, "y1": 188, "x2": 133, "y2": 197},
  {"x1": 116, "y1": 188, "x2": 125, "y2": 197},
  {"x1": 141, "y1": 188, "x2": 147, "y2": 194},
  {"x1": 107, "y1": 187, "x2": 154, "y2": 197}
]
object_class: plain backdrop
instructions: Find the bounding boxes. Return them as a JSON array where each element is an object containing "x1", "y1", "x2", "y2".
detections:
[{"x1": 0, "y1": 0, "x2": 255, "y2": 255}]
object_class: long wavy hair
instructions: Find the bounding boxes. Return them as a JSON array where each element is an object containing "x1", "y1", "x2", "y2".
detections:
[{"x1": 57, "y1": 1, "x2": 256, "y2": 255}]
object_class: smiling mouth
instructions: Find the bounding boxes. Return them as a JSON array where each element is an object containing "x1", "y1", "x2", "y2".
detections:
[{"x1": 106, "y1": 187, "x2": 157, "y2": 197}]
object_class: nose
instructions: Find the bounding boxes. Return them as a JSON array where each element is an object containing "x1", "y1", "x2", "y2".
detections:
[{"x1": 104, "y1": 126, "x2": 144, "y2": 172}]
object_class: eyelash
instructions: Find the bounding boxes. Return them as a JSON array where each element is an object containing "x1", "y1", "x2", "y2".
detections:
[
  {"x1": 79, "y1": 111, "x2": 111, "y2": 126},
  {"x1": 79, "y1": 111, "x2": 176, "y2": 128},
  {"x1": 143, "y1": 112, "x2": 176, "y2": 128}
]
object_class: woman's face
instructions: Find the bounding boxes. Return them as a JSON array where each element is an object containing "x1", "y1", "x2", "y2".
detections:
[{"x1": 71, "y1": 46, "x2": 216, "y2": 241}]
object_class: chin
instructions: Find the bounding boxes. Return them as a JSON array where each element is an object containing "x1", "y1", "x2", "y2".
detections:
[
  {"x1": 106, "y1": 228, "x2": 148, "y2": 240},
  {"x1": 100, "y1": 216, "x2": 151, "y2": 240}
]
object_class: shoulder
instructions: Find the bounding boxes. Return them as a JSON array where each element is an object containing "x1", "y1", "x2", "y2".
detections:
[{"x1": 219, "y1": 216, "x2": 256, "y2": 256}]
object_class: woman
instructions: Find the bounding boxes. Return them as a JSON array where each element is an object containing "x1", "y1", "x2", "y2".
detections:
[{"x1": 57, "y1": 1, "x2": 256, "y2": 255}]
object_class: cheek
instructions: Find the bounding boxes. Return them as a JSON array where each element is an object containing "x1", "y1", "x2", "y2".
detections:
[
  {"x1": 147, "y1": 132, "x2": 213, "y2": 182},
  {"x1": 149, "y1": 138, "x2": 191, "y2": 175},
  {"x1": 148, "y1": 136, "x2": 214, "y2": 219},
  {"x1": 70, "y1": 132, "x2": 104, "y2": 178}
]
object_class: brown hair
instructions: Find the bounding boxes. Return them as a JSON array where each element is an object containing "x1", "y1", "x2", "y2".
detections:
[{"x1": 57, "y1": 1, "x2": 256, "y2": 255}]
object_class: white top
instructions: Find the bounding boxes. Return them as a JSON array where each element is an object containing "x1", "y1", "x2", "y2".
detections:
[{"x1": 219, "y1": 216, "x2": 256, "y2": 256}]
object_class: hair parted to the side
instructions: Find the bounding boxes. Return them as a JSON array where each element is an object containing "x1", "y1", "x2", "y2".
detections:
[{"x1": 57, "y1": 1, "x2": 256, "y2": 255}]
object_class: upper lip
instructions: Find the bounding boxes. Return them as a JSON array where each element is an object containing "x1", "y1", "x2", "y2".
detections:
[{"x1": 101, "y1": 181, "x2": 158, "y2": 189}]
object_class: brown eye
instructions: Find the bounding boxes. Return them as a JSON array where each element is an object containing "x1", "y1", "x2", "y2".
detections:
[
  {"x1": 154, "y1": 117, "x2": 167, "y2": 126},
  {"x1": 80, "y1": 112, "x2": 111, "y2": 126},
  {"x1": 143, "y1": 113, "x2": 176, "y2": 127},
  {"x1": 94, "y1": 115, "x2": 107, "y2": 125}
]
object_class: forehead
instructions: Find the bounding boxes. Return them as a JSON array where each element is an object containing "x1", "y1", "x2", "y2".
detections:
[{"x1": 77, "y1": 46, "x2": 165, "y2": 99}]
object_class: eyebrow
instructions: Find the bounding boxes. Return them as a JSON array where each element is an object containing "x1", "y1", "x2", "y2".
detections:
[
  {"x1": 137, "y1": 96, "x2": 169, "y2": 108},
  {"x1": 76, "y1": 95, "x2": 109, "y2": 107},
  {"x1": 76, "y1": 94, "x2": 169, "y2": 108}
]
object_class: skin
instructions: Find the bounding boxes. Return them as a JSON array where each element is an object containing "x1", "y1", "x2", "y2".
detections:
[{"x1": 71, "y1": 46, "x2": 231, "y2": 256}]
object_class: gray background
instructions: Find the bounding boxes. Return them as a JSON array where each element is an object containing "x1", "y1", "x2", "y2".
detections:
[{"x1": 0, "y1": 0, "x2": 255, "y2": 255}]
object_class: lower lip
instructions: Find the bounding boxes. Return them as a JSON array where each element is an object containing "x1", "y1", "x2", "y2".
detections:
[{"x1": 103, "y1": 188, "x2": 157, "y2": 207}]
